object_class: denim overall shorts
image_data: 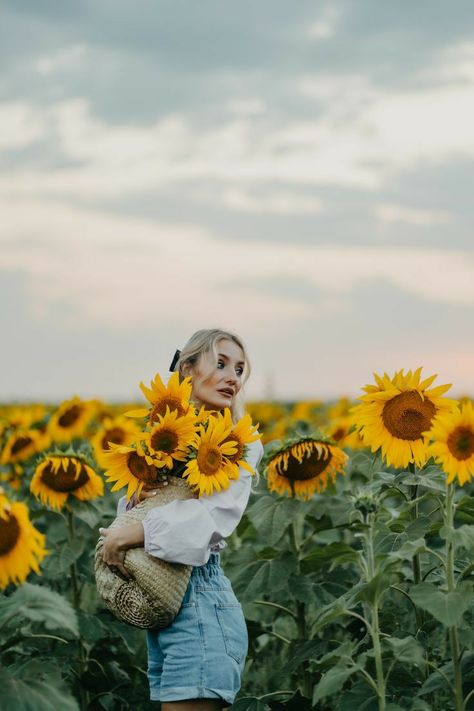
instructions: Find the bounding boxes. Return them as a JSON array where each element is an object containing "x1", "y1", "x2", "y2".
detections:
[{"x1": 146, "y1": 553, "x2": 249, "y2": 704}]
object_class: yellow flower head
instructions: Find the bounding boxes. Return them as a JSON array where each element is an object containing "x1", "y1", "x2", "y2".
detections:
[
  {"x1": 141, "y1": 407, "x2": 197, "y2": 469},
  {"x1": 183, "y1": 412, "x2": 239, "y2": 496},
  {"x1": 0, "y1": 428, "x2": 44, "y2": 465},
  {"x1": 31, "y1": 454, "x2": 104, "y2": 511},
  {"x1": 126, "y1": 372, "x2": 193, "y2": 425},
  {"x1": 351, "y1": 367, "x2": 456, "y2": 469},
  {"x1": 91, "y1": 415, "x2": 140, "y2": 469},
  {"x1": 0, "y1": 487, "x2": 48, "y2": 589},
  {"x1": 101, "y1": 441, "x2": 166, "y2": 501},
  {"x1": 47, "y1": 397, "x2": 97, "y2": 443},
  {"x1": 221, "y1": 408, "x2": 261, "y2": 474},
  {"x1": 427, "y1": 400, "x2": 474, "y2": 486},
  {"x1": 265, "y1": 436, "x2": 348, "y2": 501}
]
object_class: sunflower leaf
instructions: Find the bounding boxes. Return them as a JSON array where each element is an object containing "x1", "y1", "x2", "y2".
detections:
[
  {"x1": 410, "y1": 582, "x2": 473, "y2": 627},
  {"x1": 0, "y1": 583, "x2": 79, "y2": 637},
  {"x1": 440, "y1": 524, "x2": 474, "y2": 550},
  {"x1": 0, "y1": 662, "x2": 79, "y2": 711}
]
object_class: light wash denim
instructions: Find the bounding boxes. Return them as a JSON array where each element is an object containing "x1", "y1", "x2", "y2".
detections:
[{"x1": 146, "y1": 553, "x2": 248, "y2": 704}]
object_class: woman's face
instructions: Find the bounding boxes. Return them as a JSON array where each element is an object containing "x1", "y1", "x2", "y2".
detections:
[{"x1": 188, "y1": 338, "x2": 245, "y2": 411}]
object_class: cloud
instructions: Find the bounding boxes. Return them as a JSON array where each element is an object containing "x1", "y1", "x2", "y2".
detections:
[{"x1": 375, "y1": 203, "x2": 450, "y2": 227}]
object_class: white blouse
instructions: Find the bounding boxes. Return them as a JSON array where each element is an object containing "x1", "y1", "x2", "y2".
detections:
[{"x1": 117, "y1": 438, "x2": 264, "y2": 566}]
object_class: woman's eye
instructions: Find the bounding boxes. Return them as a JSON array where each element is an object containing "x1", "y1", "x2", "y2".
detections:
[
  {"x1": 236, "y1": 368, "x2": 243, "y2": 376},
  {"x1": 217, "y1": 361, "x2": 224, "y2": 369}
]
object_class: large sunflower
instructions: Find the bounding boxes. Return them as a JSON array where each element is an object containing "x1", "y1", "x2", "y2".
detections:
[
  {"x1": 101, "y1": 441, "x2": 167, "y2": 500},
  {"x1": 427, "y1": 401, "x2": 474, "y2": 485},
  {"x1": 31, "y1": 454, "x2": 104, "y2": 510},
  {"x1": 265, "y1": 435, "x2": 347, "y2": 500},
  {"x1": 142, "y1": 407, "x2": 197, "y2": 469},
  {"x1": 0, "y1": 487, "x2": 48, "y2": 588},
  {"x1": 221, "y1": 408, "x2": 261, "y2": 473},
  {"x1": 48, "y1": 397, "x2": 97, "y2": 442},
  {"x1": 183, "y1": 414, "x2": 239, "y2": 496},
  {"x1": 0, "y1": 428, "x2": 44, "y2": 465},
  {"x1": 351, "y1": 368, "x2": 456, "y2": 469},
  {"x1": 91, "y1": 416, "x2": 140, "y2": 469},
  {"x1": 126, "y1": 372, "x2": 193, "y2": 424}
]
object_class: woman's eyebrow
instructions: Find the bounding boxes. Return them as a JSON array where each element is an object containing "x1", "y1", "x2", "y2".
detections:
[{"x1": 217, "y1": 353, "x2": 245, "y2": 366}]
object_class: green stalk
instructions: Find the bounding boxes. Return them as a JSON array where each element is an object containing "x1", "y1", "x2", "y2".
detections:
[
  {"x1": 444, "y1": 484, "x2": 464, "y2": 711},
  {"x1": 366, "y1": 513, "x2": 385, "y2": 711},
  {"x1": 408, "y1": 463, "x2": 422, "y2": 587},
  {"x1": 288, "y1": 520, "x2": 312, "y2": 699},
  {"x1": 67, "y1": 510, "x2": 89, "y2": 711}
]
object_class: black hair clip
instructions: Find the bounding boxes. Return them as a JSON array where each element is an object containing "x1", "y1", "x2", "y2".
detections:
[{"x1": 169, "y1": 349, "x2": 181, "y2": 372}]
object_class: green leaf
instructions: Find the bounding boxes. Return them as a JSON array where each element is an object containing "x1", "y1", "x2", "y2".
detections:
[
  {"x1": 300, "y1": 543, "x2": 359, "y2": 574},
  {"x1": 287, "y1": 573, "x2": 316, "y2": 603},
  {"x1": 388, "y1": 538, "x2": 429, "y2": 562},
  {"x1": 313, "y1": 663, "x2": 358, "y2": 702},
  {"x1": 440, "y1": 524, "x2": 474, "y2": 550},
  {"x1": 410, "y1": 582, "x2": 472, "y2": 627},
  {"x1": 0, "y1": 663, "x2": 79, "y2": 711},
  {"x1": 384, "y1": 636, "x2": 425, "y2": 665},
  {"x1": 230, "y1": 698, "x2": 269, "y2": 711},
  {"x1": 353, "y1": 571, "x2": 393, "y2": 605},
  {"x1": 338, "y1": 680, "x2": 378, "y2": 711},
  {"x1": 0, "y1": 583, "x2": 79, "y2": 637},
  {"x1": 246, "y1": 495, "x2": 300, "y2": 546}
]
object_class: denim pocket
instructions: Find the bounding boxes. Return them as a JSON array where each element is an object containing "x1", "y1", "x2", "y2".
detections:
[{"x1": 215, "y1": 603, "x2": 248, "y2": 664}]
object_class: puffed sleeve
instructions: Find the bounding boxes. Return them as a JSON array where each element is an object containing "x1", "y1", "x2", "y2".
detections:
[{"x1": 141, "y1": 438, "x2": 264, "y2": 566}]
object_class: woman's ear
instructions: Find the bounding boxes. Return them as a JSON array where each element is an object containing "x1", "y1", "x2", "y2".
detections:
[{"x1": 181, "y1": 362, "x2": 193, "y2": 378}]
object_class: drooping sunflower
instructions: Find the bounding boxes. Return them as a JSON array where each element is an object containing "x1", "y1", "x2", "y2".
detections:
[
  {"x1": 265, "y1": 435, "x2": 348, "y2": 500},
  {"x1": 91, "y1": 416, "x2": 140, "y2": 469},
  {"x1": 142, "y1": 407, "x2": 197, "y2": 469},
  {"x1": 322, "y1": 415, "x2": 366, "y2": 451},
  {"x1": 351, "y1": 368, "x2": 457, "y2": 469},
  {"x1": 183, "y1": 414, "x2": 239, "y2": 496},
  {"x1": 126, "y1": 372, "x2": 194, "y2": 424},
  {"x1": 0, "y1": 487, "x2": 48, "y2": 588},
  {"x1": 426, "y1": 401, "x2": 474, "y2": 485},
  {"x1": 101, "y1": 441, "x2": 167, "y2": 500},
  {"x1": 221, "y1": 408, "x2": 261, "y2": 473},
  {"x1": 31, "y1": 454, "x2": 104, "y2": 510},
  {"x1": 47, "y1": 397, "x2": 97, "y2": 442},
  {"x1": 0, "y1": 428, "x2": 44, "y2": 465}
]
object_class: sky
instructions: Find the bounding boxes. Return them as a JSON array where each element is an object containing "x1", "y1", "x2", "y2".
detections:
[{"x1": 1, "y1": 0, "x2": 474, "y2": 403}]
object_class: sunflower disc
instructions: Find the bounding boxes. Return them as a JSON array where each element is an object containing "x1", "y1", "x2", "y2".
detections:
[{"x1": 95, "y1": 477, "x2": 194, "y2": 629}]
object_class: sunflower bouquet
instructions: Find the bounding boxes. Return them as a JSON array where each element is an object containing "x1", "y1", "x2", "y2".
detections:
[{"x1": 100, "y1": 371, "x2": 261, "y2": 501}]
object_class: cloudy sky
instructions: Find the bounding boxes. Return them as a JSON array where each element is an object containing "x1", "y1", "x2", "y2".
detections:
[{"x1": 1, "y1": 0, "x2": 474, "y2": 403}]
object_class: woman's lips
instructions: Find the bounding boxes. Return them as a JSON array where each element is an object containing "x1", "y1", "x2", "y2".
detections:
[{"x1": 218, "y1": 389, "x2": 233, "y2": 397}]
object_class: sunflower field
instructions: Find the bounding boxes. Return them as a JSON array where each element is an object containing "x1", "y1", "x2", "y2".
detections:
[{"x1": 2, "y1": 368, "x2": 474, "y2": 711}]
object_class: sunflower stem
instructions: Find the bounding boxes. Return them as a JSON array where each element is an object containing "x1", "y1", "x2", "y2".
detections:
[
  {"x1": 365, "y1": 513, "x2": 386, "y2": 711},
  {"x1": 445, "y1": 483, "x2": 464, "y2": 711},
  {"x1": 66, "y1": 509, "x2": 89, "y2": 711}
]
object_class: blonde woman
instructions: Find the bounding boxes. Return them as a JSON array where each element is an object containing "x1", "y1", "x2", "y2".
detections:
[{"x1": 100, "y1": 328, "x2": 264, "y2": 710}]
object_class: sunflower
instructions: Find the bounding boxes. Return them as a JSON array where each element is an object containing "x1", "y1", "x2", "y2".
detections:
[
  {"x1": 183, "y1": 414, "x2": 239, "y2": 496},
  {"x1": 0, "y1": 487, "x2": 48, "y2": 588},
  {"x1": 31, "y1": 454, "x2": 104, "y2": 510},
  {"x1": 351, "y1": 368, "x2": 457, "y2": 469},
  {"x1": 48, "y1": 397, "x2": 97, "y2": 442},
  {"x1": 101, "y1": 441, "x2": 167, "y2": 500},
  {"x1": 142, "y1": 407, "x2": 197, "y2": 469},
  {"x1": 126, "y1": 372, "x2": 194, "y2": 424},
  {"x1": 265, "y1": 435, "x2": 347, "y2": 500},
  {"x1": 0, "y1": 428, "x2": 44, "y2": 465},
  {"x1": 426, "y1": 401, "x2": 474, "y2": 485},
  {"x1": 91, "y1": 416, "x2": 140, "y2": 469},
  {"x1": 221, "y1": 408, "x2": 261, "y2": 473},
  {"x1": 322, "y1": 415, "x2": 366, "y2": 450}
]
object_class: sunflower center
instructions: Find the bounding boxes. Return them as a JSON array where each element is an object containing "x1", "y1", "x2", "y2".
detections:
[
  {"x1": 382, "y1": 390, "x2": 435, "y2": 441},
  {"x1": 41, "y1": 459, "x2": 90, "y2": 492},
  {"x1": 127, "y1": 452, "x2": 158, "y2": 483},
  {"x1": 283, "y1": 447, "x2": 333, "y2": 481},
  {"x1": 0, "y1": 513, "x2": 20, "y2": 555},
  {"x1": 447, "y1": 426, "x2": 474, "y2": 461},
  {"x1": 58, "y1": 405, "x2": 82, "y2": 428},
  {"x1": 197, "y1": 445, "x2": 223, "y2": 476},
  {"x1": 150, "y1": 397, "x2": 186, "y2": 422},
  {"x1": 11, "y1": 436, "x2": 33, "y2": 455},
  {"x1": 101, "y1": 428, "x2": 125, "y2": 449},
  {"x1": 150, "y1": 428, "x2": 179, "y2": 454}
]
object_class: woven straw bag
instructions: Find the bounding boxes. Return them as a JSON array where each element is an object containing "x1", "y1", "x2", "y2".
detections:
[{"x1": 95, "y1": 476, "x2": 194, "y2": 629}]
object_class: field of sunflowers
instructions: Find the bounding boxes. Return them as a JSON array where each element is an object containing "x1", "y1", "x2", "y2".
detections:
[{"x1": 2, "y1": 367, "x2": 474, "y2": 711}]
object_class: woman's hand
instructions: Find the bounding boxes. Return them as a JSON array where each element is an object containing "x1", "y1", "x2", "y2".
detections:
[{"x1": 99, "y1": 523, "x2": 145, "y2": 580}]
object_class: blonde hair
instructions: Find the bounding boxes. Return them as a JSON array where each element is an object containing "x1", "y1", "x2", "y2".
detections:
[{"x1": 176, "y1": 328, "x2": 251, "y2": 423}]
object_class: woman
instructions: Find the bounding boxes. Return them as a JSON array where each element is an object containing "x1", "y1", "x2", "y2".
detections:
[{"x1": 100, "y1": 328, "x2": 264, "y2": 710}]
